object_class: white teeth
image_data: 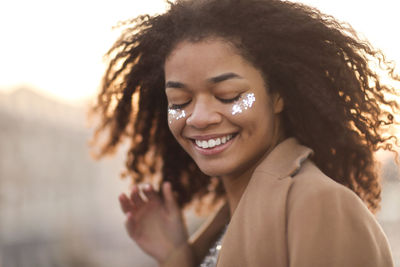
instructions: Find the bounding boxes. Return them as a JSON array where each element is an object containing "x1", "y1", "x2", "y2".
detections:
[
  {"x1": 208, "y1": 139, "x2": 216, "y2": 147},
  {"x1": 195, "y1": 140, "x2": 202, "y2": 147},
  {"x1": 202, "y1": 140, "x2": 209, "y2": 148},
  {"x1": 195, "y1": 134, "x2": 234, "y2": 149}
]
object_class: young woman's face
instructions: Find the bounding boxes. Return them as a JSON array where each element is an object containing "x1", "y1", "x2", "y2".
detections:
[{"x1": 164, "y1": 39, "x2": 284, "y2": 178}]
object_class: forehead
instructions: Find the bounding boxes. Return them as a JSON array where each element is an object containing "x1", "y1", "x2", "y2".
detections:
[
  {"x1": 166, "y1": 38, "x2": 240, "y2": 61},
  {"x1": 164, "y1": 39, "x2": 250, "y2": 80}
]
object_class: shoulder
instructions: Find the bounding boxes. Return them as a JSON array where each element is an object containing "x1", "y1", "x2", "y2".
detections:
[
  {"x1": 286, "y1": 160, "x2": 393, "y2": 267},
  {"x1": 287, "y1": 159, "x2": 379, "y2": 236},
  {"x1": 287, "y1": 159, "x2": 366, "y2": 213}
]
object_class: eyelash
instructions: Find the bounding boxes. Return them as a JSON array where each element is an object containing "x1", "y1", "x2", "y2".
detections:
[
  {"x1": 168, "y1": 94, "x2": 241, "y2": 110},
  {"x1": 217, "y1": 94, "x2": 241, "y2": 103},
  {"x1": 169, "y1": 101, "x2": 191, "y2": 110}
]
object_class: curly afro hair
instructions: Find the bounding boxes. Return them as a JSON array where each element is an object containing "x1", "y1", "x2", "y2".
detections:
[{"x1": 91, "y1": 0, "x2": 399, "y2": 214}]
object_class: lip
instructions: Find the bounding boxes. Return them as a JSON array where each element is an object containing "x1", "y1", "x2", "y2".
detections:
[{"x1": 190, "y1": 133, "x2": 237, "y2": 156}]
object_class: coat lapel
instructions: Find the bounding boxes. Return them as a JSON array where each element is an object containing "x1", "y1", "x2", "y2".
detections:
[{"x1": 217, "y1": 138, "x2": 312, "y2": 266}]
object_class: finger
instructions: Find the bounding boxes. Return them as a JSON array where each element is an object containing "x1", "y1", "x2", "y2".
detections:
[
  {"x1": 163, "y1": 182, "x2": 179, "y2": 213},
  {"x1": 119, "y1": 193, "x2": 133, "y2": 214},
  {"x1": 142, "y1": 183, "x2": 159, "y2": 202},
  {"x1": 130, "y1": 185, "x2": 145, "y2": 207},
  {"x1": 125, "y1": 212, "x2": 137, "y2": 240}
]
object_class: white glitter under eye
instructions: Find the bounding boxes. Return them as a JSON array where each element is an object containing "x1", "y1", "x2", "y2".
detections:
[
  {"x1": 231, "y1": 93, "x2": 256, "y2": 115},
  {"x1": 168, "y1": 108, "x2": 186, "y2": 124}
]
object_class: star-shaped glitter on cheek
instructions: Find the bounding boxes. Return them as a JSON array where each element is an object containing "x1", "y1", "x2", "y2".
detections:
[
  {"x1": 231, "y1": 93, "x2": 256, "y2": 115},
  {"x1": 168, "y1": 109, "x2": 186, "y2": 124},
  {"x1": 232, "y1": 104, "x2": 243, "y2": 115}
]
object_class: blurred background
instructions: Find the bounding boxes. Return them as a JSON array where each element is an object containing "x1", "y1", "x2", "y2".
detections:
[{"x1": 0, "y1": 0, "x2": 399, "y2": 266}]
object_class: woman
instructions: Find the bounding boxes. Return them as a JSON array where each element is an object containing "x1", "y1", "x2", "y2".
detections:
[{"x1": 92, "y1": 0, "x2": 399, "y2": 266}]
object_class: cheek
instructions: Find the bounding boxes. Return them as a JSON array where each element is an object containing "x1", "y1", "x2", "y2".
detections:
[
  {"x1": 168, "y1": 108, "x2": 187, "y2": 125},
  {"x1": 225, "y1": 93, "x2": 273, "y2": 134},
  {"x1": 222, "y1": 93, "x2": 257, "y2": 122},
  {"x1": 231, "y1": 93, "x2": 256, "y2": 115},
  {"x1": 168, "y1": 108, "x2": 187, "y2": 138}
]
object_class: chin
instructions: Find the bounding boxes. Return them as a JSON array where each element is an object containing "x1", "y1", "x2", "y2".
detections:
[
  {"x1": 197, "y1": 164, "x2": 237, "y2": 178},
  {"x1": 198, "y1": 166, "x2": 226, "y2": 177}
]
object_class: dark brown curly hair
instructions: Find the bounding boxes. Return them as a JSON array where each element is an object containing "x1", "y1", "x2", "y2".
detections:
[{"x1": 91, "y1": 0, "x2": 399, "y2": 214}]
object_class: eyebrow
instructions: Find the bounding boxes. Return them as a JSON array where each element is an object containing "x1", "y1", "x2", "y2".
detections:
[
  {"x1": 207, "y1": 72, "x2": 243, "y2": 84},
  {"x1": 165, "y1": 72, "x2": 243, "y2": 89},
  {"x1": 165, "y1": 81, "x2": 185, "y2": 89}
]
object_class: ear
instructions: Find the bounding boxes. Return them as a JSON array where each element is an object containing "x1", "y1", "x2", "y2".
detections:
[{"x1": 272, "y1": 93, "x2": 284, "y2": 114}]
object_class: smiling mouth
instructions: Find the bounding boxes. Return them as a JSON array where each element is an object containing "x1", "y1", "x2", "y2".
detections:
[{"x1": 193, "y1": 134, "x2": 236, "y2": 149}]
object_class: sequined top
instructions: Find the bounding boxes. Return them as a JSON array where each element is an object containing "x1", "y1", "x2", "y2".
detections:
[{"x1": 198, "y1": 225, "x2": 228, "y2": 267}]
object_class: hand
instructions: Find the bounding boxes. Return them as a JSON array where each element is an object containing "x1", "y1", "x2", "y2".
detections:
[{"x1": 119, "y1": 182, "x2": 189, "y2": 264}]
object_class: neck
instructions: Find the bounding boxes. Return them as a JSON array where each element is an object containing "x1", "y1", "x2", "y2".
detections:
[
  {"x1": 221, "y1": 134, "x2": 286, "y2": 218},
  {"x1": 220, "y1": 167, "x2": 254, "y2": 218}
]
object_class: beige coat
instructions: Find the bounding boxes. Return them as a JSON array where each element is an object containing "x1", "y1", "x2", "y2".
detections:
[{"x1": 164, "y1": 138, "x2": 394, "y2": 266}]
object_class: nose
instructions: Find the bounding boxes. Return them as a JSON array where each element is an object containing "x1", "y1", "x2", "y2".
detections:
[{"x1": 186, "y1": 99, "x2": 222, "y2": 129}]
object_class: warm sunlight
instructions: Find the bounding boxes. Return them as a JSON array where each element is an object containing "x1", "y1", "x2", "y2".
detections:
[
  {"x1": 1, "y1": 2, "x2": 399, "y2": 266},
  {"x1": 297, "y1": 0, "x2": 400, "y2": 62},
  {"x1": 0, "y1": 0, "x2": 399, "y2": 104},
  {"x1": 0, "y1": 0, "x2": 168, "y2": 103}
]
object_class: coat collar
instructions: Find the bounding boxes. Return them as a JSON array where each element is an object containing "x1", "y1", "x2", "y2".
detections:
[
  {"x1": 190, "y1": 138, "x2": 313, "y2": 264},
  {"x1": 214, "y1": 138, "x2": 314, "y2": 266},
  {"x1": 253, "y1": 137, "x2": 313, "y2": 180}
]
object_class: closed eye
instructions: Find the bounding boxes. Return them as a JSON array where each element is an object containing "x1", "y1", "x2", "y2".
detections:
[
  {"x1": 168, "y1": 100, "x2": 191, "y2": 110},
  {"x1": 217, "y1": 94, "x2": 241, "y2": 104}
]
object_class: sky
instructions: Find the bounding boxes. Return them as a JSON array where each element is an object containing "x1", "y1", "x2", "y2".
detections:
[{"x1": 0, "y1": 0, "x2": 399, "y2": 104}]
